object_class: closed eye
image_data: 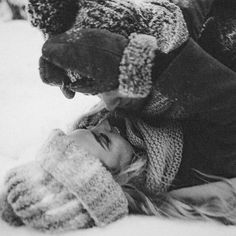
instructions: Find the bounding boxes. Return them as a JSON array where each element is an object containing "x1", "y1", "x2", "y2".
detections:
[
  {"x1": 91, "y1": 131, "x2": 106, "y2": 150},
  {"x1": 100, "y1": 133, "x2": 111, "y2": 150}
]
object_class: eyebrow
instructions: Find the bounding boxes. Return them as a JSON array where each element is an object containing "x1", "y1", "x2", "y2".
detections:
[{"x1": 91, "y1": 131, "x2": 106, "y2": 150}]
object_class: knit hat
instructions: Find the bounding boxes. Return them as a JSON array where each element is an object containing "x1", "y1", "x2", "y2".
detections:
[
  {"x1": 2, "y1": 129, "x2": 128, "y2": 232},
  {"x1": 29, "y1": 0, "x2": 189, "y2": 96}
]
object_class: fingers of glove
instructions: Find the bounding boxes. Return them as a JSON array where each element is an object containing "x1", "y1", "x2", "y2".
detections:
[
  {"x1": 0, "y1": 193, "x2": 24, "y2": 227},
  {"x1": 42, "y1": 28, "x2": 128, "y2": 78},
  {"x1": 10, "y1": 186, "x2": 49, "y2": 219},
  {"x1": 7, "y1": 182, "x2": 30, "y2": 205},
  {"x1": 6, "y1": 165, "x2": 44, "y2": 195},
  {"x1": 23, "y1": 193, "x2": 83, "y2": 231},
  {"x1": 38, "y1": 201, "x2": 90, "y2": 232},
  {"x1": 39, "y1": 56, "x2": 71, "y2": 86},
  {"x1": 5, "y1": 173, "x2": 26, "y2": 196},
  {"x1": 14, "y1": 183, "x2": 73, "y2": 220}
]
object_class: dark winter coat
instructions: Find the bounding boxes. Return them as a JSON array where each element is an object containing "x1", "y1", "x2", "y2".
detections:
[
  {"x1": 129, "y1": 0, "x2": 236, "y2": 189},
  {"x1": 150, "y1": 39, "x2": 236, "y2": 189},
  {"x1": 174, "y1": 0, "x2": 236, "y2": 71}
]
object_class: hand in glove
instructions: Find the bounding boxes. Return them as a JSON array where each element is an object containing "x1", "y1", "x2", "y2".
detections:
[
  {"x1": 38, "y1": 0, "x2": 190, "y2": 98},
  {"x1": 35, "y1": 0, "x2": 219, "y2": 98},
  {"x1": 41, "y1": 28, "x2": 187, "y2": 99}
]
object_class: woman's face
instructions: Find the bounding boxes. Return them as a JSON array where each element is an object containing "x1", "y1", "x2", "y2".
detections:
[{"x1": 66, "y1": 119, "x2": 133, "y2": 170}]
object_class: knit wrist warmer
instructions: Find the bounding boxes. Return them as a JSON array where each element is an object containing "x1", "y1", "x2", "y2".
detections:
[
  {"x1": 37, "y1": 129, "x2": 128, "y2": 227},
  {"x1": 118, "y1": 33, "x2": 158, "y2": 98}
]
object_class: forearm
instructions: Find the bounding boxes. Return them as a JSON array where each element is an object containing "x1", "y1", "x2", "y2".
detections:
[
  {"x1": 151, "y1": 38, "x2": 236, "y2": 125},
  {"x1": 169, "y1": 177, "x2": 236, "y2": 204},
  {"x1": 172, "y1": 0, "x2": 216, "y2": 39}
]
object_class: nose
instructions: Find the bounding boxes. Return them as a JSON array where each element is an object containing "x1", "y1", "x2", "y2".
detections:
[
  {"x1": 99, "y1": 93, "x2": 121, "y2": 111},
  {"x1": 92, "y1": 119, "x2": 112, "y2": 132}
]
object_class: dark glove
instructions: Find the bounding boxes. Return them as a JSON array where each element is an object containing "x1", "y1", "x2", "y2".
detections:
[
  {"x1": 39, "y1": 57, "x2": 76, "y2": 98},
  {"x1": 41, "y1": 29, "x2": 128, "y2": 95},
  {"x1": 41, "y1": 28, "x2": 181, "y2": 98}
]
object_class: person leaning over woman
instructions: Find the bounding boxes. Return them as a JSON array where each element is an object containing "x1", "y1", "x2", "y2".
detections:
[
  {"x1": 41, "y1": 20, "x2": 236, "y2": 189},
  {"x1": 37, "y1": 0, "x2": 236, "y2": 190}
]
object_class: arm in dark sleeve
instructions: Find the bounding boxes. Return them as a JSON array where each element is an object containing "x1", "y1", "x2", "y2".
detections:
[
  {"x1": 171, "y1": 0, "x2": 216, "y2": 40},
  {"x1": 152, "y1": 38, "x2": 236, "y2": 126}
]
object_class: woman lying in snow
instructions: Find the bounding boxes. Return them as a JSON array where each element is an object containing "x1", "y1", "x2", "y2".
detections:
[{"x1": 1, "y1": 101, "x2": 236, "y2": 232}]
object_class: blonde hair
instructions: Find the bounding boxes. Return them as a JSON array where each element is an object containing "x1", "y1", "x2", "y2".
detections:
[{"x1": 113, "y1": 154, "x2": 236, "y2": 225}]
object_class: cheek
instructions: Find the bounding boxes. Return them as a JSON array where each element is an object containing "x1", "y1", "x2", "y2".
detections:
[{"x1": 114, "y1": 139, "x2": 133, "y2": 168}]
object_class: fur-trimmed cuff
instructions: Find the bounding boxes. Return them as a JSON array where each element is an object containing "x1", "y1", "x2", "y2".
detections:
[{"x1": 118, "y1": 33, "x2": 158, "y2": 98}]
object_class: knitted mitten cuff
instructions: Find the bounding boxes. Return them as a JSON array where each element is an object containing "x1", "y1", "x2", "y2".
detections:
[
  {"x1": 118, "y1": 33, "x2": 158, "y2": 98},
  {"x1": 37, "y1": 129, "x2": 129, "y2": 227}
]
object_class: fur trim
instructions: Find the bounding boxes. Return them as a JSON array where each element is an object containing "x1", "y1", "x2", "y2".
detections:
[{"x1": 118, "y1": 33, "x2": 158, "y2": 98}]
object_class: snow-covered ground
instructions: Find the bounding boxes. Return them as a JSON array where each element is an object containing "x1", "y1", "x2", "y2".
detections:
[{"x1": 0, "y1": 21, "x2": 236, "y2": 236}]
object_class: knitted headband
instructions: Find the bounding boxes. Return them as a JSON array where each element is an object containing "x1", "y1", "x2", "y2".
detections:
[{"x1": 29, "y1": 0, "x2": 188, "y2": 96}]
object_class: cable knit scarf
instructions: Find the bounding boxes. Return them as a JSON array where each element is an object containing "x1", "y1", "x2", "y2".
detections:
[{"x1": 125, "y1": 117, "x2": 183, "y2": 194}]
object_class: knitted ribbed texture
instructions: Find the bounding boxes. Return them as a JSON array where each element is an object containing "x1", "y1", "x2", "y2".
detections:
[
  {"x1": 142, "y1": 90, "x2": 173, "y2": 116},
  {"x1": 125, "y1": 118, "x2": 183, "y2": 193},
  {"x1": 3, "y1": 129, "x2": 128, "y2": 231},
  {"x1": 37, "y1": 129, "x2": 128, "y2": 227}
]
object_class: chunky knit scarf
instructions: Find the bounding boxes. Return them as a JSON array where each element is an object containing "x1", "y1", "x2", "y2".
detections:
[{"x1": 125, "y1": 117, "x2": 183, "y2": 194}]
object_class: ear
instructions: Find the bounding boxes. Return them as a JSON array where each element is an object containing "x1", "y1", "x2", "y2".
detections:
[{"x1": 27, "y1": 0, "x2": 80, "y2": 35}]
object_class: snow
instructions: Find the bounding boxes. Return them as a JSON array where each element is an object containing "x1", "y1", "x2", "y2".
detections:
[{"x1": 0, "y1": 20, "x2": 236, "y2": 236}]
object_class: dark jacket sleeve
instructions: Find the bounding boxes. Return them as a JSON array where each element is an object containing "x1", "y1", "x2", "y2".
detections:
[
  {"x1": 152, "y1": 39, "x2": 236, "y2": 189},
  {"x1": 172, "y1": 0, "x2": 216, "y2": 40},
  {"x1": 152, "y1": 38, "x2": 236, "y2": 126}
]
